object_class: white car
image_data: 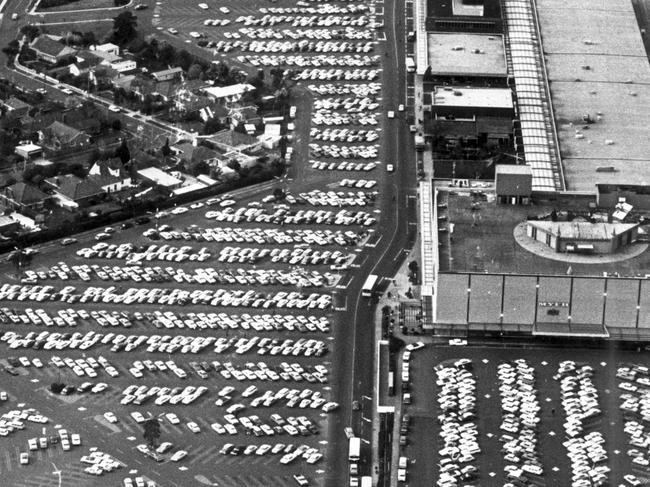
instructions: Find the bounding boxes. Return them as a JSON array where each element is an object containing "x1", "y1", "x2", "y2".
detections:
[
  {"x1": 198, "y1": 3, "x2": 208, "y2": 9},
  {"x1": 219, "y1": 6, "x2": 230, "y2": 13},
  {"x1": 71, "y1": 433, "x2": 81, "y2": 446},
  {"x1": 165, "y1": 413, "x2": 180, "y2": 425},
  {"x1": 220, "y1": 199, "x2": 237, "y2": 207},
  {"x1": 130, "y1": 412, "x2": 146, "y2": 423},
  {"x1": 104, "y1": 412, "x2": 118, "y2": 423},
  {"x1": 19, "y1": 452, "x2": 29, "y2": 465},
  {"x1": 186, "y1": 422, "x2": 201, "y2": 433},
  {"x1": 387, "y1": 111, "x2": 395, "y2": 119},
  {"x1": 170, "y1": 450, "x2": 188, "y2": 462},
  {"x1": 398, "y1": 104, "x2": 405, "y2": 112},
  {"x1": 386, "y1": 164, "x2": 394, "y2": 172},
  {"x1": 156, "y1": 442, "x2": 173, "y2": 454}
]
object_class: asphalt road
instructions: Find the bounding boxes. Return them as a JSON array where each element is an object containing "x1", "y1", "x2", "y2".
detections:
[{"x1": 324, "y1": 0, "x2": 416, "y2": 484}]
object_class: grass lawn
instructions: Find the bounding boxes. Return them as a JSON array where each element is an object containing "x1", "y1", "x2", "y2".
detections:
[
  {"x1": 37, "y1": 0, "x2": 120, "y2": 12},
  {"x1": 39, "y1": 20, "x2": 115, "y2": 41}
]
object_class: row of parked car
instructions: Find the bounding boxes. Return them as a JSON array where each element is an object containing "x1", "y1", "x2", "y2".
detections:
[
  {"x1": 308, "y1": 82, "x2": 381, "y2": 97},
  {"x1": 555, "y1": 361, "x2": 608, "y2": 487},
  {"x1": 434, "y1": 359, "x2": 480, "y2": 487},
  {"x1": 136, "y1": 310, "x2": 331, "y2": 333},
  {"x1": 311, "y1": 161, "x2": 377, "y2": 172},
  {"x1": 310, "y1": 128, "x2": 379, "y2": 143},
  {"x1": 234, "y1": 26, "x2": 373, "y2": 41},
  {"x1": 294, "y1": 68, "x2": 379, "y2": 81},
  {"x1": 309, "y1": 143, "x2": 378, "y2": 160},
  {"x1": 78, "y1": 242, "x2": 211, "y2": 263},
  {"x1": 207, "y1": 206, "x2": 377, "y2": 226},
  {"x1": 497, "y1": 360, "x2": 544, "y2": 485},
  {"x1": 314, "y1": 96, "x2": 379, "y2": 112},
  {"x1": 38, "y1": 262, "x2": 334, "y2": 289},
  {"x1": 617, "y1": 364, "x2": 650, "y2": 484},
  {"x1": 0, "y1": 284, "x2": 334, "y2": 310},
  {"x1": 147, "y1": 226, "x2": 362, "y2": 246},
  {"x1": 217, "y1": 246, "x2": 353, "y2": 267}
]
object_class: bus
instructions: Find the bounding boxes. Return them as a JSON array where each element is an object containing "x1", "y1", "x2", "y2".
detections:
[
  {"x1": 360, "y1": 476, "x2": 372, "y2": 487},
  {"x1": 361, "y1": 274, "x2": 379, "y2": 298},
  {"x1": 348, "y1": 437, "x2": 360, "y2": 462}
]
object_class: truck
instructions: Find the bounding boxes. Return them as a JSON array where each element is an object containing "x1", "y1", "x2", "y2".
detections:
[
  {"x1": 406, "y1": 56, "x2": 415, "y2": 73},
  {"x1": 348, "y1": 437, "x2": 360, "y2": 462},
  {"x1": 360, "y1": 476, "x2": 372, "y2": 487}
]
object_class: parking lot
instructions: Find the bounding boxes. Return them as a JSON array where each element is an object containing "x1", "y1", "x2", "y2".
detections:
[{"x1": 398, "y1": 345, "x2": 650, "y2": 487}]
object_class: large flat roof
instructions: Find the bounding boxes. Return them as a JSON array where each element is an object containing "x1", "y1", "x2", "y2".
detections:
[
  {"x1": 440, "y1": 192, "x2": 650, "y2": 276},
  {"x1": 433, "y1": 86, "x2": 513, "y2": 109},
  {"x1": 427, "y1": 33, "x2": 507, "y2": 77},
  {"x1": 536, "y1": 0, "x2": 650, "y2": 192}
]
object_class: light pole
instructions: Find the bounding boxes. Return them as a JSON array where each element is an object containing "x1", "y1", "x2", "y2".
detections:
[{"x1": 51, "y1": 462, "x2": 62, "y2": 487}]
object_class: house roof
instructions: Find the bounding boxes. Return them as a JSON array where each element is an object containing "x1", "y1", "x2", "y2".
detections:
[
  {"x1": 202, "y1": 83, "x2": 255, "y2": 100},
  {"x1": 152, "y1": 67, "x2": 183, "y2": 80},
  {"x1": 176, "y1": 143, "x2": 219, "y2": 164},
  {"x1": 527, "y1": 221, "x2": 639, "y2": 240},
  {"x1": 209, "y1": 129, "x2": 258, "y2": 148},
  {"x1": 31, "y1": 35, "x2": 76, "y2": 58},
  {"x1": 88, "y1": 173, "x2": 121, "y2": 187},
  {"x1": 3, "y1": 96, "x2": 32, "y2": 111},
  {"x1": 46, "y1": 174, "x2": 104, "y2": 201},
  {"x1": 5, "y1": 182, "x2": 48, "y2": 205},
  {"x1": 93, "y1": 50, "x2": 121, "y2": 63},
  {"x1": 46, "y1": 121, "x2": 84, "y2": 144}
]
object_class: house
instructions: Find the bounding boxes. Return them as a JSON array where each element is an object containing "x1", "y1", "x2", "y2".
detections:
[
  {"x1": 39, "y1": 121, "x2": 91, "y2": 151},
  {"x1": 175, "y1": 142, "x2": 219, "y2": 165},
  {"x1": 0, "y1": 215, "x2": 19, "y2": 236},
  {"x1": 45, "y1": 174, "x2": 105, "y2": 208},
  {"x1": 0, "y1": 182, "x2": 49, "y2": 212},
  {"x1": 202, "y1": 83, "x2": 255, "y2": 104},
  {"x1": 29, "y1": 35, "x2": 77, "y2": 64},
  {"x1": 61, "y1": 105, "x2": 102, "y2": 135},
  {"x1": 209, "y1": 129, "x2": 262, "y2": 152},
  {"x1": 152, "y1": 67, "x2": 183, "y2": 82},
  {"x1": 137, "y1": 167, "x2": 183, "y2": 189},
  {"x1": 93, "y1": 43, "x2": 120, "y2": 56},
  {"x1": 88, "y1": 159, "x2": 131, "y2": 193},
  {"x1": 526, "y1": 221, "x2": 640, "y2": 254},
  {"x1": 69, "y1": 51, "x2": 102, "y2": 77},
  {"x1": 229, "y1": 105, "x2": 259, "y2": 126},
  {"x1": 1, "y1": 96, "x2": 32, "y2": 117},
  {"x1": 14, "y1": 143, "x2": 43, "y2": 160}
]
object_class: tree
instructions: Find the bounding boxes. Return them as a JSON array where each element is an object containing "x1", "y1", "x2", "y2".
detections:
[
  {"x1": 227, "y1": 159, "x2": 241, "y2": 173},
  {"x1": 142, "y1": 418, "x2": 161, "y2": 449},
  {"x1": 114, "y1": 138, "x2": 130, "y2": 165},
  {"x1": 408, "y1": 261, "x2": 419, "y2": 273},
  {"x1": 187, "y1": 63, "x2": 202, "y2": 80},
  {"x1": 112, "y1": 119, "x2": 122, "y2": 131},
  {"x1": 176, "y1": 49, "x2": 193, "y2": 71},
  {"x1": 2, "y1": 40, "x2": 20, "y2": 60},
  {"x1": 202, "y1": 117, "x2": 223, "y2": 135},
  {"x1": 158, "y1": 43, "x2": 176, "y2": 66},
  {"x1": 112, "y1": 12, "x2": 138, "y2": 46},
  {"x1": 50, "y1": 382, "x2": 65, "y2": 394},
  {"x1": 20, "y1": 25, "x2": 40, "y2": 42},
  {"x1": 273, "y1": 187, "x2": 285, "y2": 201},
  {"x1": 69, "y1": 163, "x2": 87, "y2": 178},
  {"x1": 161, "y1": 137, "x2": 171, "y2": 157},
  {"x1": 81, "y1": 31, "x2": 97, "y2": 47}
]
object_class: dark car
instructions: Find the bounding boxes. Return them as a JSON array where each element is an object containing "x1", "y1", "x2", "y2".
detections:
[
  {"x1": 4, "y1": 367, "x2": 19, "y2": 376},
  {"x1": 134, "y1": 3, "x2": 148, "y2": 9},
  {"x1": 121, "y1": 222, "x2": 133, "y2": 229},
  {"x1": 7, "y1": 357, "x2": 20, "y2": 367},
  {"x1": 135, "y1": 216, "x2": 151, "y2": 225},
  {"x1": 399, "y1": 435, "x2": 408, "y2": 446}
]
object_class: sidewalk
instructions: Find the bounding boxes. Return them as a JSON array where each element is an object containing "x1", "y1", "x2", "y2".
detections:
[{"x1": 370, "y1": 229, "x2": 432, "y2": 487}]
